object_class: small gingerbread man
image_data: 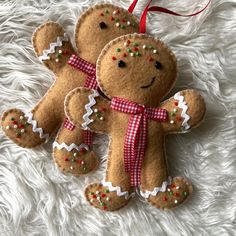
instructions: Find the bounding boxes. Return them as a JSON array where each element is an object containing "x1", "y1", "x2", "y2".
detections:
[
  {"x1": 1, "y1": 4, "x2": 139, "y2": 175},
  {"x1": 65, "y1": 34, "x2": 206, "y2": 211}
]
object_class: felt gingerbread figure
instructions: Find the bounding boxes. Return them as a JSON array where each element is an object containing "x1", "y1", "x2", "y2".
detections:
[
  {"x1": 64, "y1": 33, "x2": 206, "y2": 211},
  {"x1": 1, "y1": 3, "x2": 139, "y2": 175}
]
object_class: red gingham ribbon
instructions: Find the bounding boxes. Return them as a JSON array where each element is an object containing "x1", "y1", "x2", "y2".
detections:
[
  {"x1": 111, "y1": 97, "x2": 168, "y2": 187},
  {"x1": 68, "y1": 54, "x2": 97, "y2": 90},
  {"x1": 65, "y1": 54, "x2": 97, "y2": 145}
]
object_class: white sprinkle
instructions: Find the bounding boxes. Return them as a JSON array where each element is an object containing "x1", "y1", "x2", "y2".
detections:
[
  {"x1": 115, "y1": 22, "x2": 120, "y2": 27},
  {"x1": 153, "y1": 49, "x2": 157, "y2": 54},
  {"x1": 176, "y1": 186, "x2": 180, "y2": 190},
  {"x1": 48, "y1": 56, "x2": 51, "y2": 60},
  {"x1": 81, "y1": 161, "x2": 84, "y2": 165},
  {"x1": 90, "y1": 119, "x2": 94, "y2": 123},
  {"x1": 127, "y1": 21, "x2": 131, "y2": 26},
  {"x1": 90, "y1": 199, "x2": 94, "y2": 203},
  {"x1": 113, "y1": 10, "x2": 117, "y2": 15},
  {"x1": 55, "y1": 58, "x2": 59, "y2": 63},
  {"x1": 124, "y1": 42, "x2": 128, "y2": 46},
  {"x1": 13, "y1": 125, "x2": 17, "y2": 129},
  {"x1": 20, "y1": 116, "x2": 24, "y2": 120},
  {"x1": 174, "y1": 200, "x2": 178, "y2": 204},
  {"x1": 143, "y1": 45, "x2": 147, "y2": 49},
  {"x1": 70, "y1": 166, "x2": 74, "y2": 170},
  {"x1": 94, "y1": 108, "x2": 98, "y2": 113},
  {"x1": 100, "y1": 117, "x2": 104, "y2": 121},
  {"x1": 97, "y1": 196, "x2": 100, "y2": 201},
  {"x1": 73, "y1": 153, "x2": 77, "y2": 157},
  {"x1": 95, "y1": 191, "x2": 100, "y2": 195},
  {"x1": 170, "y1": 120, "x2": 174, "y2": 124},
  {"x1": 106, "y1": 197, "x2": 110, "y2": 201},
  {"x1": 173, "y1": 108, "x2": 177, "y2": 113},
  {"x1": 21, "y1": 129, "x2": 25, "y2": 133},
  {"x1": 6, "y1": 126, "x2": 10, "y2": 130},
  {"x1": 58, "y1": 50, "x2": 62, "y2": 54},
  {"x1": 130, "y1": 52, "x2": 134, "y2": 57},
  {"x1": 167, "y1": 188, "x2": 171, "y2": 192}
]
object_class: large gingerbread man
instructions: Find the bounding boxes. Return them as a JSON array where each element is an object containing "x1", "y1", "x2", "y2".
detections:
[
  {"x1": 65, "y1": 34, "x2": 206, "y2": 211},
  {"x1": 1, "y1": 4, "x2": 139, "y2": 175}
]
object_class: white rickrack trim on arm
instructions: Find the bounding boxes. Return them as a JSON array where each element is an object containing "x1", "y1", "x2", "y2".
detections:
[
  {"x1": 24, "y1": 112, "x2": 49, "y2": 142},
  {"x1": 139, "y1": 176, "x2": 172, "y2": 199},
  {"x1": 174, "y1": 92, "x2": 191, "y2": 132},
  {"x1": 81, "y1": 89, "x2": 99, "y2": 130},
  {"x1": 101, "y1": 180, "x2": 135, "y2": 200},
  {"x1": 38, "y1": 33, "x2": 69, "y2": 62},
  {"x1": 52, "y1": 141, "x2": 89, "y2": 152}
]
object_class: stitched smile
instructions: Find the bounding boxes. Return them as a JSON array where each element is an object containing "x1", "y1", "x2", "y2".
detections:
[{"x1": 140, "y1": 77, "x2": 156, "y2": 89}]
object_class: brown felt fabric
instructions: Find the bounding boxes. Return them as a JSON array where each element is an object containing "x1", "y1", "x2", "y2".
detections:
[
  {"x1": 1, "y1": 3, "x2": 139, "y2": 178},
  {"x1": 65, "y1": 34, "x2": 206, "y2": 211}
]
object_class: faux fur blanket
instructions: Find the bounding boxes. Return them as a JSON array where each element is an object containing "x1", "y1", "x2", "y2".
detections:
[{"x1": 0, "y1": 0, "x2": 236, "y2": 235}]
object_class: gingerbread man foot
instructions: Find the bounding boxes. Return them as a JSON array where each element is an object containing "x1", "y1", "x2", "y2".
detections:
[
  {"x1": 85, "y1": 183, "x2": 133, "y2": 211},
  {"x1": 1, "y1": 109, "x2": 47, "y2": 148},
  {"x1": 53, "y1": 144, "x2": 98, "y2": 175},
  {"x1": 141, "y1": 177, "x2": 193, "y2": 210}
]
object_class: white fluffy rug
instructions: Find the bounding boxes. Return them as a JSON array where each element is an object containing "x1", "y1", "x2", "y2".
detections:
[{"x1": 0, "y1": 0, "x2": 236, "y2": 235}]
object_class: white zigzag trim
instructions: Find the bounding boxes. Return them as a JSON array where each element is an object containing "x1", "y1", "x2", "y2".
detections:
[
  {"x1": 174, "y1": 92, "x2": 191, "y2": 132},
  {"x1": 101, "y1": 180, "x2": 135, "y2": 200},
  {"x1": 24, "y1": 112, "x2": 49, "y2": 142},
  {"x1": 82, "y1": 90, "x2": 99, "y2": 130},
  {"x1": 38, "y1": 33, "x2": 69, "y2": 62},
  {"x1": 139, "y1": 177, "x2": 172, "y2": 199},
  {"x1": 52, "y1": 141, "x2": 89, "y2": 152}
]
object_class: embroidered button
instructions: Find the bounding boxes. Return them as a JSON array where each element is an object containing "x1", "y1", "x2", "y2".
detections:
[
  {"x1": 99, "y1": 22, "x2": 107, "y2": 29},
  {"x1": 118, "y1": 60, "x2": 126, "y2": 68},
  {"x1": 155, "y1": 61, "x2": 162, "y2": 70}
]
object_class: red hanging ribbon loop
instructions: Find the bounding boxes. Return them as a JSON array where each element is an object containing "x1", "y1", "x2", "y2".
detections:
[
  {"x1": 128, "y1": 0, "x2": 139, "y2": 13},
  {"x1": 139, "y1": 0, "x2": 211, "y2": 33}
]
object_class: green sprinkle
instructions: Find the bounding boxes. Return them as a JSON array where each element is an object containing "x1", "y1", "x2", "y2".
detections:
[
  {"x1": 105, "y1": 189, "x2": 109, "y2": 193},
  {"x1": 170, "y1": 112, "x2": 175, "y2": 116},
  {"x1": 71, "y1": 158, "x2": 75, "y2": 162},
  {"x1": 133, "y1": 42, "x2": 139, "y2": 46},
  {"x1": 135, "y1": 52, "x2": 141, "y2": 56},
  {"x1": 116, "y1": 48, "x2": 121, "y2": 52},
  {"x1": 90, "y1": 192, "x2": 94, "y2": 195},
  {"x1": 183, "y1": 191, "x2": 188, "y2": 197},
  {"x1": 11, "y1": 117, "x2": 15, "y2": 121},
  {"x1": 83, "y1": 167, "x2": 86, "y2": 171},
  {"x1": 127, "y1": 48, "x2": 132, "y2": 53},
  {"x1": 148, "y1": 45, "x2": 154, "y2": 49},
  {"x1": 169, "y1": 191, "x2": 173, "y2": 196},
  {"x1": 105, "y1": 9, "x2": 109, "y2": 14},
  {"x1": 100, "y1": 202, "x2": 105, "y2": 206},
  {"x1": 121, "y1": 25, "x2": 125, "y2": 29},
  {"x1": 115, "y1": 18, "x2": 120, "y2": 22}
]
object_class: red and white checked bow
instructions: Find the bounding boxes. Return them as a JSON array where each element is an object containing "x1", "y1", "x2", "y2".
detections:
[
  {"x1": 65, "y1": 54, "x2": 97, "y2": 145},
  {"x1": 68, "y1": 54, "x2": 98, "y2": 90},
  {"x1": 111, "y1": 97, "x2": 168, "y2": 187}
]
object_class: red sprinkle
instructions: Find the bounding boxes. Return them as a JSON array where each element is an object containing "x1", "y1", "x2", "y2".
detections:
[
  {"x1": 112, "y1": 56, "x2": 117, "y2": 61},
  {"x1": 176, "y1": 116, "x2": 182, "y2": 122},
  {"x1": 133, "y1": 47, "x2": 139, "y2": 51},
  {"x1": 101, "y1": 193, "x2": 106, "y2": 198},
  {"x1": 110, "y1": 16, "x2": 114, "y2": 21},
  {"x1": 13, "y1": 120, "x2": 17, "y2": 124},
  {"x1": 149, "y1": 57, "x2": 154, "y2": 62},
  {"x1": 163, "y1": 196, "x2": 167, "y2": 201},
  {"x1": 123, "y1": 53, "x2": 127, "y2": 57},
  {"x1": 174, "y1": 192, "x2": 180, "y2": 197},
  {"x1": 63, "y1": 51, "x2": 69, "y2": 55},
  {"x1": 64, "y1": 157, "x2": 69, "y2": 161},
  {"x1": 103, "y1": 206, "x2": 108, "y2": 210},
  {"x1": 80, "y1": 147, "x2": 86, "y2": 153},
  {"x1": 100, "y1": 13, "x2": 104, "y2": 16},
  {"x1": 92, "y1": 194, "x2": 97, "y2": 199},
  {"x1": 127, "y1": 40, "x2": 131, "y2": 44},
  {"x1": 172, "y1": 184, "x2": 176, "y2": 188},
  {"x1": 77, "y1": 160, "x2": 82, "y2": 164},
  {"x1": 122, "y1": 18, "x2": 126, "y2": 23},
  {"x1": 174, "y1": 101, "x2": 178, "y2": 106}
]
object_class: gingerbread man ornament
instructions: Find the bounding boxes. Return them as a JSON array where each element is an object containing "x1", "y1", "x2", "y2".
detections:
[
  {"x1": 1, "y1": 4, "x2": 139, "y2": 175},
  {"x1": 65, "y1": 34, "x2": 206, "y2": 211}
]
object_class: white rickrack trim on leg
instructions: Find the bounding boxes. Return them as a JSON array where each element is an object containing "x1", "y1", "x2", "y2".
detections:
[
  {"x1": 101, "y1": 180, "x2": 135, "y2": 200},
  {"x1": 38, "y1": 33, "x2": 69, "y2": 62},
  {"x1": 24, "y1": 112, "x2": 49, "y2": 142},
  {"x1": 139, "y1": 176, "x2": 172, "y2": 199},
  {"x1": 82, "y1": 90, "x2": 99, "y2": 130},
  {"x1": 53, "y1": 141, "x2": 89, "y2": 152},
  {"x1": 174, "y1": 92, "x2": 191, "y2": 132}
]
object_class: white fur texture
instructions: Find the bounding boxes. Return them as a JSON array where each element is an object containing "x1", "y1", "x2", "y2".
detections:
[{"x1": 0, "y1": 0, "x2": 236, "y2": 235}]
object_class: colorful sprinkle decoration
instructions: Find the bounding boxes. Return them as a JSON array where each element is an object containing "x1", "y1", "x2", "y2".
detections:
[{"x1": 89, "y1": 188, "x2": 111, "y2": 210}]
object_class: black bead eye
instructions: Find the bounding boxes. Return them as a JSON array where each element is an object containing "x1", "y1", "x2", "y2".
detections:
[
  {"x1": 118, "y1": 60, "x2": 126, "y2": 68},
  {"x1": 155, "y1": 61, "x2": 162, "y2": 70},
  {"x1": 99, "y1": 22, "x2": 107, "y2": 29}
]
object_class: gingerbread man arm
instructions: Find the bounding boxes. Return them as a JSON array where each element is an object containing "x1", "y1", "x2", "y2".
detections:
[
  {"x1": 160, "y1": 89, "x2": 206, "y2": 134},
  {"x1": 65, "y1": 87, "x2": 112, "y2": 133},
  {"x1": 32, "y1": 21, "x2": 75, "y2": 74}
]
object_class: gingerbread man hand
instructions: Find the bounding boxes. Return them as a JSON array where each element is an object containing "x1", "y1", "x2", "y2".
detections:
[
  {"x1": 65, "y1": 34, "x2": 206, "y2": 211},
  {"x1": 1, "y1": 4, "x2": 139, "y2": 176}
]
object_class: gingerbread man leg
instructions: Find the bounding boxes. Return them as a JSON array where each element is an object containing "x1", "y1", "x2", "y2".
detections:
[
  {"x1": 1, "y1": 22, "x2": 75, "y2": 147},
  {"x1": 53, "y1": 122, "x2": 98, "y2": 175},
  {"x1": 140, "y1": 126, "x2": 192, "y2": 209},
  {"x1": 85, "y1": 141, "x2": 134, "y2": 211}
]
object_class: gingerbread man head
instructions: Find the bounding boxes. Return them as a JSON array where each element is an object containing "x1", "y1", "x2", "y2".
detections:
[{"x1": 96, "y1": 34, "x2": 177, "y2": 106}]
